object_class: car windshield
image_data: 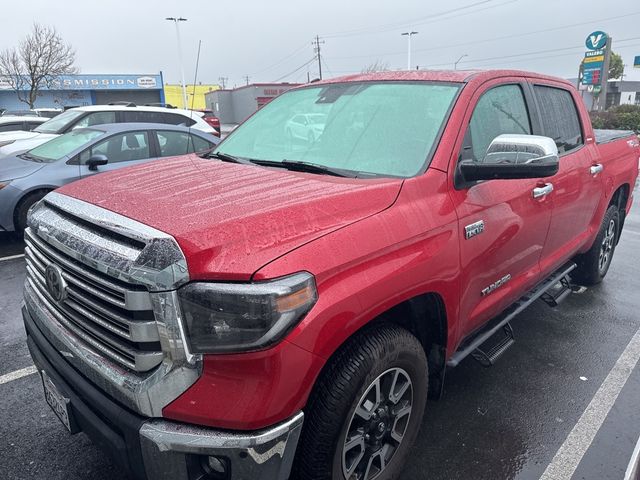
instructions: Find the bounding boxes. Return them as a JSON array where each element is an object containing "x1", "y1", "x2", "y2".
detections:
[
  {"x1": 214, "y1": 81, "x2": 460, "y2": 178},
  {"x1": 24, "y1": 128, "x2": 104, "y2": 163},
  {"x1": 33, "y1": 109, "x2": 86, "y2": 134}
]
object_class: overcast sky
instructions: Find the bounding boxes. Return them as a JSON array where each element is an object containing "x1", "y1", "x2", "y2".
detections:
[{"x1": 3, "y1": 0, "x2": 640, "y2": 87}]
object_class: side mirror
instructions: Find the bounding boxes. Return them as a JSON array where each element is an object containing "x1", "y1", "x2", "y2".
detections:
[
  {"x1": 86, "y1": 154, "x2": 108, "y2": 171},
  {"x1": 458, "y1": 134, "x2": 559, "y2": 183}
]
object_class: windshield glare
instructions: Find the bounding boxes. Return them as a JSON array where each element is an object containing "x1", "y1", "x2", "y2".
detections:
[
  {"x1": 26, "y1": 129, "x2": 104, "y2": 163},
  {"x1": 33, "y1": 109, "x2": 85, "y2": 134},
  {"x1": 215, "y1": 82, "x2": 460, "y2": 177}
]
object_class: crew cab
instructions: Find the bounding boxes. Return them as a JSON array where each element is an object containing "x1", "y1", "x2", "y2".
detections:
[{"x1": 22, "y1": 70, "x2": 640, "y2": 480}]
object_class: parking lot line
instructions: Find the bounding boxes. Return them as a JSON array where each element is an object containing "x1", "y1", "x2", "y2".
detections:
[
  {"x1": 624, "y1": 434, "x2": 640, "y2": 480},
  {"x1": 0, "y1": 366, "x2": 37, "y2": 385},
  {"x1": 540, "y1": 328, "x2": 640, "y2": 480},
  {"x1": 0, "y1": 253, "x2": 25, "y2": 262}
]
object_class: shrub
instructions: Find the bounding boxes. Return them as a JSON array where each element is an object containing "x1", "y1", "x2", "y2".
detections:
[{"x1": 590, "y1": 104, "x2": 640, "y2": 132}]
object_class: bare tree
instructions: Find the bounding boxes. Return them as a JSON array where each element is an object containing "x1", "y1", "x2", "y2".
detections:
[
  {"x1": 361, "y1": 60, "x2": 390, "y2": 73},
  {"x1": 0, "y1": 23, "x2": 78, "y2": 108}
]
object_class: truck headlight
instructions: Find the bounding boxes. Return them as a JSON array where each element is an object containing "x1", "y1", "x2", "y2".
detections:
[{"x1": 178, "y1": 272, "x2": 317, "y2": 353}]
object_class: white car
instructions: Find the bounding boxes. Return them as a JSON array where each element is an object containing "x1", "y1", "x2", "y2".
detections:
[
  {"x1": 285, "y1": 113, "x2": 327, "y2": 142},
  {"x1": 0, "y1": 104, "x2": 214, "y2": 157},
  {"x1": 0, "y1": 115, "x2": 47, "y2": 133}
]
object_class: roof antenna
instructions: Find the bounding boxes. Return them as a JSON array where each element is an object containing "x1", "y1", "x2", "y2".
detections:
[{"x1": 186, "y1": 39, "x2": 202, "y2": 154}]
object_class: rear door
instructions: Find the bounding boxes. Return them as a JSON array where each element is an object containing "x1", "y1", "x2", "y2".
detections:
[
  {"x1": 531, "y1": 83, "x2": 602, "y2": 275},
  {"x1": 449, "y1": 79, "x2": 554, "y2": 336}
]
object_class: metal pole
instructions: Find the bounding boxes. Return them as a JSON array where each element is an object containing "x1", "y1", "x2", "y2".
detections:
[
  {"x1": 166, "y1": 17, "x2": 188, "y2": 109},
  {"x1": 454, "y1": 54, "x2": 468, "y2": 70},
  {"x1": 599, "y1": 36, "x2": 612, "y2": 111},
  {"x1": 401, "y1": 32, "x2": 418, "y2": 71}
]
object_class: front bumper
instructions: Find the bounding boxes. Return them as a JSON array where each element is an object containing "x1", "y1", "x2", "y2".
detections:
[{"x1": 24, "y1": 304, "x2": 303, "y2": 480}]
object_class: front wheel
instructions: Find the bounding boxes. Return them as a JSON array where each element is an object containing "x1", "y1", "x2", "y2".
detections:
[
  {"x1": 572, "y1": 204, "x2": 620, "y2": 286},
  {"x1": 295, "y1": 325, "x2": 428, "y2": 480}
]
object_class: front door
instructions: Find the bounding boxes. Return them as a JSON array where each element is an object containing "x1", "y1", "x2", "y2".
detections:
[
  {"x1": 449, "y1": 80, "x2": 554, "y2": 338},
  {"x1": 78, "y1": 131, "x2": 154, "y2": 178}
]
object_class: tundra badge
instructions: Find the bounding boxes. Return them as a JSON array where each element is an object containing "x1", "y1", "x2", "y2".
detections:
[
  {"x1": 481, "y1": 274, "x2": 512, "y2": 297},
  {"x1": 465, "y1": 220, "x2": 485, "y2": 240}
]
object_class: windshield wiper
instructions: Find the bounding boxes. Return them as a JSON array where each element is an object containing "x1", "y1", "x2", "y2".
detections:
[
  {"x1": 208, "y1": 152, "x2": 254, "y2": 165},
  {"x1": 18, "y1": 152, "x2": 42, "y2": 163},
  {"x1": 252, "y1": 159, "x2": 356, "y2": 178}
]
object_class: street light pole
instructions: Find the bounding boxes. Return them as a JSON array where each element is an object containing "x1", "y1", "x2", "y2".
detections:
[
  {"x1": 454, "y1": 54, "x2": 468, "y2": 70},
  {"x1": 166, "y1": 17, "x2": 188, "y2": 109},
  {"x1": 401, "y1": 31, "x2": 418, "y2": 70}
]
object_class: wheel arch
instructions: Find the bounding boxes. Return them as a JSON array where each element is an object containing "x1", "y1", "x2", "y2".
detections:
[
  {"x1": 305, "y1": 291, "x2": 449, "y2": 409},
  {"x1": 610, "y1": 183, "x2": 630, "y2": 244},
  {"x1": 13, "y1": 187, "x2": 53, "y2": 230}
]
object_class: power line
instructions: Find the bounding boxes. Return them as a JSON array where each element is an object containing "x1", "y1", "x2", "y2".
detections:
[
  {"x1": 273, "y1": 57, "x2": 317, "y2": 82},
  {"x1": 250, "y1": 42, "x2": 310, "y2": 76},
  {"x1": 321, "y1": 0, "x2": 509, "y2": 39},
  {"x1": 326, "y1": 10, "x2": 640, "y2": 61},
  {"x1": 418, "y1": 36, "x2": 640, "y2": 69}
]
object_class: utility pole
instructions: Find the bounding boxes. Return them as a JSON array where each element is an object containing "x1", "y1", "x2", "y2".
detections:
[
  {"x1": 243, "y1": 75, "x2": 250, "y2": 86},
  {"x1": 401, "y1": 31, "x2": 418, "y2": 70},
  {"x1": 218, "y1": 77, "x2": 228, "y2": 89},
  {"x1": 165, "y1": 17, "x2": 188, "y2": 109},
  {"x1": 313, "y1": 35, "x2": 325, "y2": 80}
]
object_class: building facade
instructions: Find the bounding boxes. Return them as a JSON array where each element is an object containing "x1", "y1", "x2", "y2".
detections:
[
  {"x1": 205, "y1": 83, "x2": 300, "y2": 124},
  {"x1": 164, "y1": 84, "x2": 220, "y2": 110},
  {"x1": 0, "y1": 74, "x2": 164, "y2": 110}
]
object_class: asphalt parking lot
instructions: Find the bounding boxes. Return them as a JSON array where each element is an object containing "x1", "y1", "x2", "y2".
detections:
[{"x1": 1, "y1": 198, "x2": 639, "y2": 480}]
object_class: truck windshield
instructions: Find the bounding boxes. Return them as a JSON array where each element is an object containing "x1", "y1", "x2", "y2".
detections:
[
  {"x1": 214, "y1": 81, "x2": 460, "y2": 178},
  {"x1": 23, "y1": 128, "x2": 104, "y2": 163},
  {"x1": 33, "y1": 109, "x2": 86, "y2": 134}
]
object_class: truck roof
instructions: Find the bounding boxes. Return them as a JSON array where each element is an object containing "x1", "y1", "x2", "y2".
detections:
[{"x1": 311, "y1": 69, "x2": 574, "y2": 88}]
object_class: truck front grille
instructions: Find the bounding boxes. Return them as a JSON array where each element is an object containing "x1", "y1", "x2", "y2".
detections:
[{"x1": 24, "y1": 229, "x2": 163, "y2": 372}]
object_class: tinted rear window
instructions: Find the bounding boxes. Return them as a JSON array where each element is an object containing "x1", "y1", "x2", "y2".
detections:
[{"x1": 534, "y1": 85, "x2": 583, "y2": 154}]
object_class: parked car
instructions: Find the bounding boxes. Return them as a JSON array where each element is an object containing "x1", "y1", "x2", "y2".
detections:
[
  {"x1": 0, "y1": 104, "x2": 215, "y2": 158},
  {"x1": 1, "y1": 109, "x2": 40, "y2": 117},
  {"x1": 0, "y1": 123, "x2": 218, "y2": 232},
  {"x1": 197, "y1": 109, "x2": 221, "y2": 136},
  {"x1": 285, "y1": 112, "x2": 327, "y2": 142},
  {"x1": 33, "y1": 108, "x2": 63, "y2": 118},
  {"x1": 0, "y1": 115, "x2": 47, "y2": 133},
  {"x1": 21, "y1": 70, "x2": 640, "y2": 480}
]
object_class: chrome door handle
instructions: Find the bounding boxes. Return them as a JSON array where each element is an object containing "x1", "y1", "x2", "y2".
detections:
[
  {"x1": 590, "y1": 164, "x2": 604, "y2": 175},
  {"x1": 533, "y1": 183, "x2": 554, "y2": 198}
]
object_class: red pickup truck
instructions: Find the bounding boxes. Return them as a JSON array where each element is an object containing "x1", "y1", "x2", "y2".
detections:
[{"x1": 23, "y1": 70, "x2": 639, "y2": 480}]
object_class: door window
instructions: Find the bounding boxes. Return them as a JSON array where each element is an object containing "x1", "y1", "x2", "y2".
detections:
[
  {"x1": 156, "y1": 130, "x2": 197, "y2": 157},
  {"x1": 73, "y1": 111, "x2": 117, "y2": 129},
  {"x1": 162, "y1": 113, "x2": 196, "y2": 127},
  {"x1": 121, "y1": 111, "x2": 166, "y2": 123},
  {"x1": 80, "y1": 131, "x2": 150, "y2": 163},
  {"x1": 533, "y1": 86, "x2": 582, "y2": 154},
  {"x1": 191, "y1": 134, "x2": 215, "y2": 153},
  {"x1": 464, "y1": 84, "x2": 532, "y2": 162}
]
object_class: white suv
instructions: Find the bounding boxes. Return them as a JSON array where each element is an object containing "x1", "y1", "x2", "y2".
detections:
[{"x1": 0, "y1": 105, "x2": 214, "y2": 157}]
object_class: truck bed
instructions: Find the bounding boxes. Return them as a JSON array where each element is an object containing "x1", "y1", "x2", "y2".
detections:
[{"x1": 594, "y1": 129, "x2": 637, "y2": 145}]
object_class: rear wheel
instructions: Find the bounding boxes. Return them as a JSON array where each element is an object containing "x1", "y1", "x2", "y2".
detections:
[
  {"x1": 296, "y1": 324, "x2": 428, "y2": 480},
  {"x1": 572, "y1": 205, "x2": 620, "y2": 285},
  {"x1": 15, "y1": 191, "x2": 48, "y2": 233}
]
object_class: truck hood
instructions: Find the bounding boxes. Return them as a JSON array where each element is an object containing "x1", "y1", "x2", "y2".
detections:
[
  {"x1": 0, "y1": 155, "x2": 45, "y2": 181},
  {"x1": 57, "y1": 155, "x2": 402, "y2": 281}
]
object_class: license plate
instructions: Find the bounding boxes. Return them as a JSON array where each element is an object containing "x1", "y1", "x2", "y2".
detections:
[{"x1": 41, "y1": 371, "x2": 73, "y2": 432}]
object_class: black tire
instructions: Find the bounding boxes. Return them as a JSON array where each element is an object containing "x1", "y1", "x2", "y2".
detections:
[
  {"x1": 572, "y1": 204, "x2": 620, "y2": 286},
  {"x1": 295, "y1": 324, "x2": 428, "y2": 480},
  {"x1": 15, "y1": 191, "x2": 47, "y2": 233}
]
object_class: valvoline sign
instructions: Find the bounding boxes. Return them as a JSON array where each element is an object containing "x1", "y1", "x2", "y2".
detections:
[{"x1": 586, "y1": 31, "x2": 608, "y2": 50}]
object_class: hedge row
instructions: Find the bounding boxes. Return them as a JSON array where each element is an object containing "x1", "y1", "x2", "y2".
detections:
[{"x1": 590, "y1": 104, "x2": 640, "y2": 133}]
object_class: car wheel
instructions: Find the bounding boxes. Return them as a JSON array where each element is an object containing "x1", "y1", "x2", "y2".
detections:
[
  {"x1": 572, "y1": 204, "x2": 620, "y2": 286},
  {"x1": 15, "y1": 191, "x2": 48, "y2": 234},
  {"x1": 295, "y1": 324, "x2": 428, "y2": 480}
]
